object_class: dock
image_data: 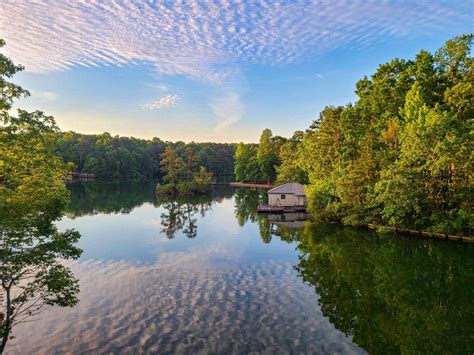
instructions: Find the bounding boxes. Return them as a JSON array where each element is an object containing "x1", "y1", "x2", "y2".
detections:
[{"x1": 230, "y1": 182, "x2": 275, "y2": 189}]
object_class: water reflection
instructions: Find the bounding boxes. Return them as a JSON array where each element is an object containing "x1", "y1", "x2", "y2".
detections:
[
  {"x1": 66, "y1": 180, "x2": 157, "y2": 217},
  {"x1": 8, "y1": 182, "x2": 473, "y2": 354},
  {"x1": 0, "y1": 196, "x2": 82, "y2": 353},
  {"x1": 293, "y1": 223, "x2": 474, "y2": 354},
  {"x1": 154, "y1": 195, "x2": 213, "y2": 239},
  {"x1": 233, "y1": 187, "x2": 265, "y2": 226}
]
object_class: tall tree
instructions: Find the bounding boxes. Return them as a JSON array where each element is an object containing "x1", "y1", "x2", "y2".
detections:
[
  {"x1": 276, "y1": 131, "x2": 307, "y2": 184},
  {"x1": 184, "y1": 147, "x2": 197, "y2": 182},
  {"x1": 0, "y1": 40, "x2": 81, "y2": 353},
  {"x1": 234, "y1": 143, "x2": 260, "y2": 182},
  {"x1": 276, "y1": 34, "x2": 472, "y2": 235},
  {"x1": 257, "y1": 129, "x2": 278, "y2": 184},
  {"x1": 159, "y1": 147, "x2": 186, "y2": 185}
]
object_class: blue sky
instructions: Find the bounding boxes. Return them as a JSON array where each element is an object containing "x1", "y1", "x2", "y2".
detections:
[{"x1": 2, "y1": 0, "x2": 472, "y2": 142}]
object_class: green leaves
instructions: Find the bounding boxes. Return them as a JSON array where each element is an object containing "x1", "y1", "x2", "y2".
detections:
[
  {"x1": 275, "y1": 34, "x2": 472, "y2": 235},
  {"x1": 0, "y1": 38, "x2": 82, "y2": 353},
  {"x1": 234, "y1": 143, "x2": 260, "y2": 182},
  {"x1": 157, "y1": 147, "x2": 213, "y2": 195},
  {"x1": 257, "y1": 129, "x2": 278, "y2": 183}
]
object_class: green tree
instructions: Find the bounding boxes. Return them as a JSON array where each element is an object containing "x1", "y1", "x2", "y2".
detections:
[
  {"x1": 337, "y1": 139, "x2": 377, "y2": 225},
  {"x1": 192, "y1": 166, "x2": 213, "y2": 194},
  {"x1": 276, "y1": 131, "x2": 308, "y2": 184},
  {"x1": 194, "y1": 166, "x2": 213, "y2": 185},
  {"x1": 257, "y1": 129, "x2": 278, "y2": 184},
  {"x1": 159, "y1": 146, "x2": 186, "y2": 185},
  {"x1": 0, "y1": 40, "x2": 81, "y2": 353},
  {"x1": 288, "y1": 34, "x2": 472, "y2": 235},
  {"x1": 300, "y1": 106, "x2": 345, "y2": 220},
  {"x1": 234, "y1": 143, "x2": 260, "y2": 182},
  {"x1": 184, "y1": 147, "x2": 197, "y2": 182}
]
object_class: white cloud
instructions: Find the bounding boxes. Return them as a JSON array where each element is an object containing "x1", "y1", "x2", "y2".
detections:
[
  {"x1": 157, "y1": 84, "x2": 169, "y2": 93},
  {"x1": 0, "y1": 1, "x2": 470, "y2": 84},
  {"x1": 33, "y1": 90, "x2": 59, "y2": 102},
  {"x1": 211, "y1": 93, "x2": 244, "y2": 133},
  {"x1": 140, "y1": 95, "x2": 180, "y2": 110}
]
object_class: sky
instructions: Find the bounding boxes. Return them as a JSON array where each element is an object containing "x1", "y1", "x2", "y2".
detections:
[{"x1": 1, "y1": 1, "x2": 472, "y2": 143}]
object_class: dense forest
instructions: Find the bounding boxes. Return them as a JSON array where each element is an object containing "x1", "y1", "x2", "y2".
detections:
[
  {"x1": 234, "y1": 129, "x2": 297, "y2": 183},
  {"x1": 235, "y1": 34, "x2": 473, "y2": 235},
  {"x1": 56, "y1": 131, "x2": 236, "y2": 180}
]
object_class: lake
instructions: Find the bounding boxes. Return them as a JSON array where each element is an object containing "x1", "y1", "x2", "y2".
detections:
[{"x1": 8, "y1": 181, "x2": 474, "y2": 354}]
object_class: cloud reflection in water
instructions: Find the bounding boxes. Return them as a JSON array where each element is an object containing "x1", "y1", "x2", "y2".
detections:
[{"x1": 9, "y1": 249, "x2": 362, "y2": 354}]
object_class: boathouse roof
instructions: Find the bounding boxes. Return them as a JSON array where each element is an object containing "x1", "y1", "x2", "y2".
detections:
[{"x1": 268, "y1": 182, "x2": 305, "y2": 196}]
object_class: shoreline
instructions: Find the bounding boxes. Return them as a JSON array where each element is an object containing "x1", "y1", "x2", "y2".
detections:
[
  {"x1": 367, "y1": 224, "x2": 473, "y2": 243},
  {"x1": 229, "y1": 182, "x2": 275, "y2": 189}
]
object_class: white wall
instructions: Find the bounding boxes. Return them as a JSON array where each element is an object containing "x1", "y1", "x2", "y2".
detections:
[
  {"x1": 297, "y1": 195, "x2": 307, "y2": 206},
  {"x1": 269, "y1": 193, "x2": 297, "y2": 207},
  {"x1": 268, "y1": 194, "x2": 307, "y2": 206}
]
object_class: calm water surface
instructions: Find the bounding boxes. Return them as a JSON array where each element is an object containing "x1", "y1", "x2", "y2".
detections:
[{"x1": 9, "y1": 181, "x2": 474, "y2": 354}]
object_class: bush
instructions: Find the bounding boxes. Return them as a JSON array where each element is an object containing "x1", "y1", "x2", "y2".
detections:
[{"x1": 156, "y1": 183, "x2": 177, "y2": 195}]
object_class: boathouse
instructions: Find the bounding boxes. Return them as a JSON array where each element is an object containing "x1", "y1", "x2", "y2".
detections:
[{"x1": 268, "y1": 182, "x2": 307, "y2": 208}]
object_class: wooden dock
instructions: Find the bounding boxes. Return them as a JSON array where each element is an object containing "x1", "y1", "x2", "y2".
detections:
[{"x1": 230, "y1": 182, "x2": 275, "y2": 189}]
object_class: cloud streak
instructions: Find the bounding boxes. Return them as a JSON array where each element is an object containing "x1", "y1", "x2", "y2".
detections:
[
  {"x1": 32, "y1": 90, "x2": 59, "y2": 102},
  {"x1": 140, "y1": 95, "x2": 180, "y2": 110},
  {"x1": 211, "y1": 93, "x2": 244, "y2": 133},
  {"x1": 0, "y1": 1, "x2": 470, "y2": 83}
]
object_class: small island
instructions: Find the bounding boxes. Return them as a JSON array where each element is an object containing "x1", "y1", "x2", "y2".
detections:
[{"x1": 156, "y1": 146, "x2": 213, "y2": 196}]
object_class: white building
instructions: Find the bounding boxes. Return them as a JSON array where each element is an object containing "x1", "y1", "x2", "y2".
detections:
[{"x1": 268, "y1": 183, "x2": 307, "y2": 207}]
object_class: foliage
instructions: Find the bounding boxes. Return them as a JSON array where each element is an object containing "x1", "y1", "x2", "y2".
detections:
[
  {"x1": 0, "y1": 39, "x2": 29, "y2": 115},
  {"x1": 275, "y1": 131, "x2": 308, "y2": 185},
  {"x1": 0, "y1": 41, "x2": 81, "y2": 353},
  {"x1": 192, "y1": 166, "x2": 213, "y2": 193},
  {"x1": 234, "y1": 130, "x2": 288, "y2": 183},
  {"x1": 55, "y1": 131, "x2": 236, "y2": 180},
  {"x1": 257, "y1": 129, "x2": 280, "y2": 183},
  {"x1": 160, "y1": 146, "x2": 186, "y2": 185},
  {"x1": 276, "y1": 34, "x2": 473, "y2": 235},
  {"x1": 234, "y1": 143, "x2": 260, "y2": 182},
  {"x1": 157, "y1": 147, "x2": 213, "y2": 195}
]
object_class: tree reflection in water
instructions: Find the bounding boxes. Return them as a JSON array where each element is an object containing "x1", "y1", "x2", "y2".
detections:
[
  {"x1": 66, "y1": 180, "x2": 157, "y2": 218},
  {"x1": 66, "y1": 183, "x2": 236, "y2": 240},
  {"x1": 153, "y1": 187, "x2": 235, "y2": 240},
  {"x1": 0, "y1": 122, "x2": 82, "y2": 353},
  {"x1": 233, "y1": 188, "x2": 266, "y2": 226},
  {"x1": 155, "y1": 196, "x2": 213, "y2": 239},
  {"x1": 23, "y1": 183, "x2": 471, "y2": 354},
  {"x1": 0, "y1": 209, "x2": 82, "y2": 353},
  {"x1": 255, "y1": 216, "x2": 474, "y2": 354}
]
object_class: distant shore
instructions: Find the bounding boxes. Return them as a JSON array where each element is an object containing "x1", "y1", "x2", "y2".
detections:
[{"x1": 229, "y1": 182, "x2": 274, "y2": 189}]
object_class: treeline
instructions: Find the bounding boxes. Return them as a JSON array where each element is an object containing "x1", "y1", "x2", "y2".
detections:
[
  {"x1": 55, "y1": 131, "x2": 236, "y2": 180},
  {"x1": 234, "y1": 129, "x2": 298, "y2": 183},
  {"x1": 235, "y1": 34, "x2": 472, "y2": 235}
]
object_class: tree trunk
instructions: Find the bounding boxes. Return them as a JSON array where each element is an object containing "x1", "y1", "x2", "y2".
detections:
[{"x1": 0, "y1": 286, "x2": 11, "y2": 354}]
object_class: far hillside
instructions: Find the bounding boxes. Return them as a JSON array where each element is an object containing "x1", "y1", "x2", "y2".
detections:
[{"x1": 55, "y1": 131, "x2": 236, "y2": 181}]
